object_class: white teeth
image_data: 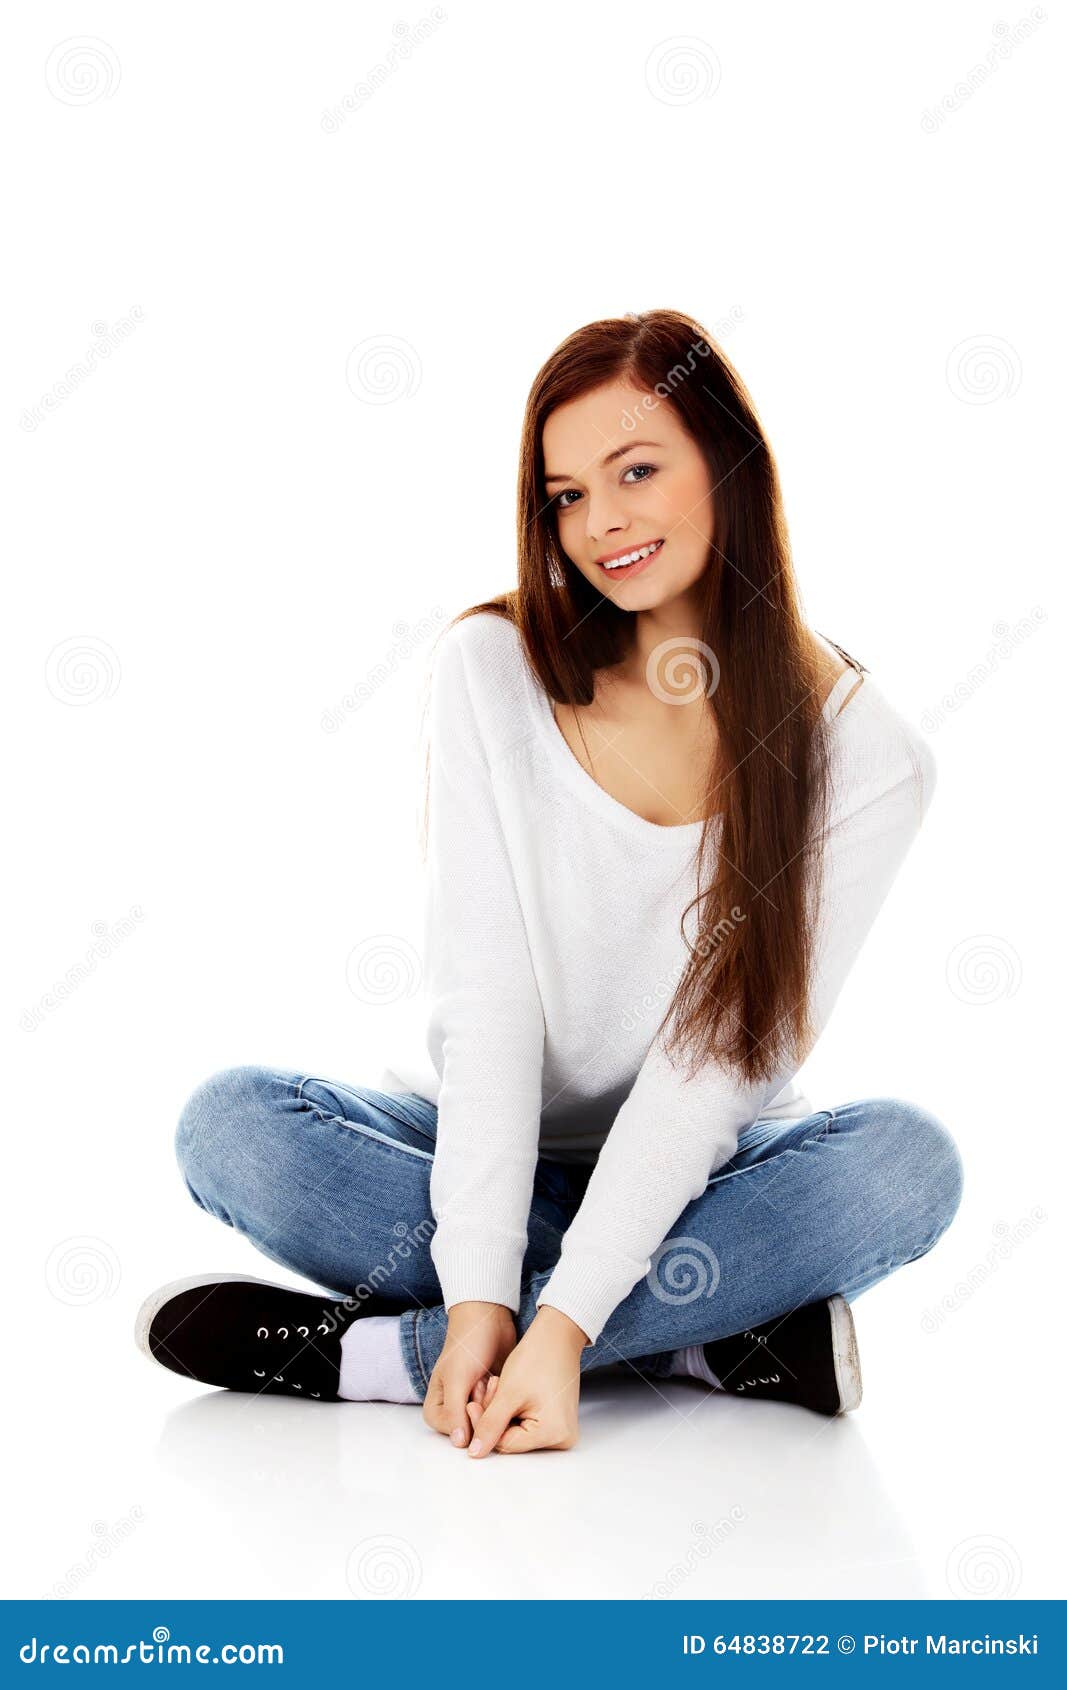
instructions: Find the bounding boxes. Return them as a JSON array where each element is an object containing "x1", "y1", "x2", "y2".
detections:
[{"x1": 603, "y1": 540, "x2": 662, "y2": 569}]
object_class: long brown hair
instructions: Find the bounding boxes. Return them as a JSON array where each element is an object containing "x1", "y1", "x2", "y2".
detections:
[{"x1": 423, "y1": 307, "x2": 865, "y2": 1088}]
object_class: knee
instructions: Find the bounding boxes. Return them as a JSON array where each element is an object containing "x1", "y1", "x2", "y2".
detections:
[
  {"x1": 174, "y1": 1064, "x2": 281, "y2": 1199},
  {"x1": 857, "y1": 1096, "x2": 965, "y2": 1245}
]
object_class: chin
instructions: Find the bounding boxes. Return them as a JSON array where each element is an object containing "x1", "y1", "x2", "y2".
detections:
[{"x1": 604, "y1": 574, "x2": 687, "y2": 607}]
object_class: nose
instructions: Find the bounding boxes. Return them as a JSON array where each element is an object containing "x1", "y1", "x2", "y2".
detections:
[{"x1": 585, "y1": 490, "x2": 629, "y2": 545}]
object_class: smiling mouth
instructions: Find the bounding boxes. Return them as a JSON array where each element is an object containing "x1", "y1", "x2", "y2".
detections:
[{"x1": 596, "y1": 538, "x2": 665, "y2": 573}]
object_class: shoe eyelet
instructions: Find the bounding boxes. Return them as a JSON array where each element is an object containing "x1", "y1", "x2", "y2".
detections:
[
  {"x1": 253, "y1": 1368, "x2": 266, "y2": 1378},
  {"x1": 257, "y1": 1327, "x2": 269, "y2": 1339}
]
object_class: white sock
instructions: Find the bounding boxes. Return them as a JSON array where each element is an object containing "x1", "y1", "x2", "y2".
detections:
[
  {"x1": 337, "y1": 1315, "x2": 420, "y2": 1403},
  {"x1": 667, "y1": 1344, "x2": 723, "y2": 1389}
]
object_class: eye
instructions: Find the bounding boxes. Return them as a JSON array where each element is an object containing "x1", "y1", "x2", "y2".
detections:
[{"x1": 551, "y1": 463, "x2": 658, "y2": 511}]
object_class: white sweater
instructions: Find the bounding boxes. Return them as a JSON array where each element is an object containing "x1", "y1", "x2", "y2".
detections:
[{"x1": 379, "y1": 610, "x2": 937, "y2": 1345}]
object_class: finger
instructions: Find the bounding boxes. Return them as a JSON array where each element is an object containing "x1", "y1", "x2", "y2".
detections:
[
  {"x1": 495, "y1": 1420, "x2": 541, "y2": 1454},
  {"x1": 421, "y1": 1371, "x2": 446, "y2": 1429},
  {"x1": 468, "y1": 1393, "x2": 521, "y2": 1457},
  {"x1": 461, "y1": 1374, "x2": 489, "y2": 1436},
  {"x1": 448, "y1": 1371, "x2": 491, "y2": 1444},
  {"x1": 484, "y1": 1373, "x2": 499, "y2": 1403},
  {"x1": 445, "y1": 1386, "x2": 473, "y2": 1447}
]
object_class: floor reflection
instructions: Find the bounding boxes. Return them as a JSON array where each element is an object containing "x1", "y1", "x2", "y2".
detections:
[{"x1": 150, "y1": 1370, "x2": 926, "y2": 1598}]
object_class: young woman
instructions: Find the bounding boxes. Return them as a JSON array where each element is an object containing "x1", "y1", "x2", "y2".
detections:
[{"x1": 136, "y1": 308, "x2": 963, "y2": 1457}]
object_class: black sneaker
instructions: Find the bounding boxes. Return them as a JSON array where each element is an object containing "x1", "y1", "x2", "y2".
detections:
[
  {"x1": 134, "y1": 1272, "x2": 381, "y2": 1402},
  {"x1": 701, "y1": 1294, "x2": 862, "y2": 1416}
]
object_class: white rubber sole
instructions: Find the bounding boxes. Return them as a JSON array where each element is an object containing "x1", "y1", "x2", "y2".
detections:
[
  {"x1": 134, "y1": 1271, "x2": 289, "y2": 1365},
  {"x1": 827, "y1": 1293, "x2": 863, "y2": 1413}
]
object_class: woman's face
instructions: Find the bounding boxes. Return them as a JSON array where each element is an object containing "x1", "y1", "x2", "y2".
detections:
[{"x1": 541, "y1": 379, "x2": 715, "y2": 609}]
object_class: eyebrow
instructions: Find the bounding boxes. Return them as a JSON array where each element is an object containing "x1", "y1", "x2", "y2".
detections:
[{"x1": 544, "y1": 439, "x2": 664, "y2": 486}]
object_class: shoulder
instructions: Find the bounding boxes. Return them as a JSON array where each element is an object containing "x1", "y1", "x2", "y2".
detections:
[
  {"x1": 431, "y1": 609, "x2": 527, "y2": 699},
  {"x1": 428, "y1": 609, "x2": 536, "y2": 755},
  {"x1": 434, "y1": 607, "x2": 524, "y2": 668},
  {"x1": 814, "y1": 646, "x2": 864, "y2": 718},
  {"x1": 827, "y1": 666, "x2": 938, "y2": 823}
]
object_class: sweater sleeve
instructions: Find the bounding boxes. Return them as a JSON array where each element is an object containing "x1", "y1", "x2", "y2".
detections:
[
  {"x1": 421, "y1": 626, "x2": 547, "y2": 1314},
  {"x1": 534, "y1": 714, "x2": 937, "y2": 1346}
]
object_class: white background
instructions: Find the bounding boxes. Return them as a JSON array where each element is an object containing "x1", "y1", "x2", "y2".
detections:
[{"x1": 4, "y1": 1, "x2": 1062, "y2": 1600}]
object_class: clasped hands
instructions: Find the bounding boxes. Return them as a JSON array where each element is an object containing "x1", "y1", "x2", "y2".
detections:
[{"x1": 421, "y1": 1300, "x2": 589, "y2": 1456}]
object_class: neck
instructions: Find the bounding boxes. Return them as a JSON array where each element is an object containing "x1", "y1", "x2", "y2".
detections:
[{"x1": 619, "y1": 592, "x2": 709, "y2": 690}]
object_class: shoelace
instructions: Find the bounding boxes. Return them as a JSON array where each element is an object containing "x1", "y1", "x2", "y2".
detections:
[
  {"x1": 730, "y1": 1329, "x2": 782, "y2": 1394},
  {"x1": 250, "y1": 1315, "x2": 335, "y2": 1396}
]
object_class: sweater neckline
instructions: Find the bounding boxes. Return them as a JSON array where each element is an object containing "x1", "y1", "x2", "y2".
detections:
[{"x1": 526, "y1": 628, "x2": 862, "y2": 847}]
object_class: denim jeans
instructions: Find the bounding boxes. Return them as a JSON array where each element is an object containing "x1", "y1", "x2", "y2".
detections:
[{"x1": 173, "y1": 1066, "x2": 964, "y2": 1401}]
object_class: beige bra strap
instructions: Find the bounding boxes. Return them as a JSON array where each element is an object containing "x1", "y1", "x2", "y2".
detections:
[{"x1": 822, "y1": 665, "x2": 865, "y2": 722}]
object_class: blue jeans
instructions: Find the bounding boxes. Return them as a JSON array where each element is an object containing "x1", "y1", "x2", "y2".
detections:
[{"x1": 173, "y1": 1066, "x2": 964, "y2": 1401}]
